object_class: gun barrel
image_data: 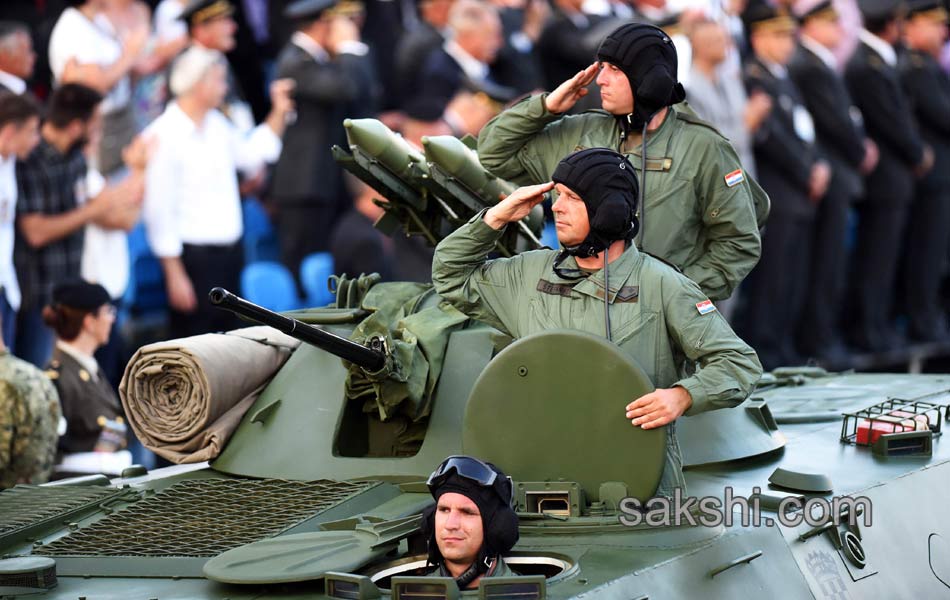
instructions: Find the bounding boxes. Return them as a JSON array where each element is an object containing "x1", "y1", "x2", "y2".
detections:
[{"x1": 208, "y1": 288, "x2": 386, "y2": 372}]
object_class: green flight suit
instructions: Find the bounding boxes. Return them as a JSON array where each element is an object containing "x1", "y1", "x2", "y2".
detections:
[
  {"x1": 0, "y1": 349, "x2": 61, "y2": 488},
  {"x1": 432, "y1": 213, "x2": 763, "y2": 497},
  {"x1": 477, "y1": 94, "x2": 768, "y2": 300}
]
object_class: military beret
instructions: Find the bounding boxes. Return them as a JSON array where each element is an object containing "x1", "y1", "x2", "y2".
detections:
[
  {"x1": 797, "y1": 0, "x2": 841, "y2": 21},
  {"x1": 51, "y1": 279, "x2": 110, "y2": 311},
  {"x1": 178, "y1": 0, "x2": 234, "y2": 27},
  {"x1": 284, "y1": 0, "x2": 337, "y2": 20},
  {"x1": 906, "y1": 0, "x2": 949, "y2": 19},
  {"x1": 743, "y1": 0, "x2": 799, "y2": 33},
  {"x1": 857, "y1": 0, "x2": 903, "y2": 21}
]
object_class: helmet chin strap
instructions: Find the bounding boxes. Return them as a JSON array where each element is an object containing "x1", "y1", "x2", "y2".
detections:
[{"x1": 440, "y1": 553, "x2": 496, "y2": 589}]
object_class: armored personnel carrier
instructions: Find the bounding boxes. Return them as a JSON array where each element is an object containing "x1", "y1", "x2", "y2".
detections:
[{"x1": 1, "y1": 121, "x2": 948, "y2": 599}]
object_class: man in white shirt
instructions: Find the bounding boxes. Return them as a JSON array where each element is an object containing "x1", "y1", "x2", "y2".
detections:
[
  {"x1": 0, "y1": 92, "x2": 40, "y2": 349},
  {"x1": 143, "y1": 46, "x2": 294, "y2": 338},
  {"x1": 0, "y1": 22, "x2": 35, "y2": 95}
]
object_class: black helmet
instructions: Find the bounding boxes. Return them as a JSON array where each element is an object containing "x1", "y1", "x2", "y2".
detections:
[
  {"x1": 596, "y1": 23, "x2": 686, "y2": 130},
  {"x1": 551, "y1": 148, "x2": 640, "y2": 258},
  {"x1": 420, "y1": 456, "x2": 519, "y2": 575}
]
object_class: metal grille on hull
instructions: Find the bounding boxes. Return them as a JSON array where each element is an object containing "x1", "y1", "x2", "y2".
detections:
[{"x1": 37, "y1": 478, "x2": 379, "y2": 558}]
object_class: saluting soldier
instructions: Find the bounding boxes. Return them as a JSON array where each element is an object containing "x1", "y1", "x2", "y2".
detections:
[
  {"x1": 433, "y1": 149, "x2": 762, "y2": 499},
  {"x1": 41, "y1": 280, "x2": 126, "y2": 455},
  {"x1": 789, "y1": 0, "x2": 877, "y2": 366},
  {"x1": 898, "y1": 0, "x2": 950, "y2": 342},
  {"x1": 844, "y1": 0, "x2": 933, "y2": 352},
  {"x1": 736, "y1": 0, "x2": 830, "y2": 370},
  {"x1": 477, "y1": 23, "x2": 768, "y2": 303}
]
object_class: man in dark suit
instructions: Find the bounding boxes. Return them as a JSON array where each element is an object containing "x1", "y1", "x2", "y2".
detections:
[
  {"x1": 789, "y1": 0, "x2": 877, "y2": 366},
  {"x1": 899, "y1": 0, "x2": 950, "y2": 341},
  {"x1": 737, "y1": 0, "x2": 830, "y2": 370},
  {"x1": 395, "y1": 0, "x2": 453, "y2": 109},
  {"x1": 537, "y1": 0, "x2": 603, "y2": 111},
  {"x1": 270, "y1": 0, "x2": 374, "y2": 284},
  {"x1": 844, "y1": 0, "x2": 932, "y2": 351},
  {"x1": 404, "y1": 0, "x2": 507, "y2": 121}
]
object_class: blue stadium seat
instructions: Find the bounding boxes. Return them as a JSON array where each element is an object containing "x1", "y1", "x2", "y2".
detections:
[
  {"x1": 540, "y1": 221, "x2": 559, "y2": 249},
  {"x1": 241, "y1": 262, "x2": 301, "y2": 312},
  {"x1": 124, "y1": 222, "x2": 167, "y2": 315},
  {"x1": 242, "y1": 198, "x2": 280, "y2": 263},
  {"x1": 300, "y1": 252, "x2": 335, "y2": 307}
]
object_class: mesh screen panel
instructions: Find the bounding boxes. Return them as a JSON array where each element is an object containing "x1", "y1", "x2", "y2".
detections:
[
  {"x1": 0, "y1": 486, "x2": 123, "y2": 538},
  {"x1": 37, "y1": 478, "x2": 378, "y2": 558}
]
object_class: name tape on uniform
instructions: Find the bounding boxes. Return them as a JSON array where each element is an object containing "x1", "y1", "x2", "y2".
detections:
[
  {"x1": 696, "y1": 299, "x2": 717, "y2": 315},
  {"x1": 724, "y1": 169, "x2": 744, "y2": 188}
]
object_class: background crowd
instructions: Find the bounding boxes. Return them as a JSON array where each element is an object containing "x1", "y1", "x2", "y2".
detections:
[{"x1": 0, "y1": 0, "x2": 949, "y2": 482}]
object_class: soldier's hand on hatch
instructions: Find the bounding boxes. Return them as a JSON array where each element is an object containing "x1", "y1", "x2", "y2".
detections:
[
  {"x1": 544, "y1": 63, "x2": 599, "y2": 114},
  {"x1": 484, "y1": 181, "x2": 554, "y2": 230},
  {"x1": 625, "y1": 387, "x2": 692, "y2": 430}
]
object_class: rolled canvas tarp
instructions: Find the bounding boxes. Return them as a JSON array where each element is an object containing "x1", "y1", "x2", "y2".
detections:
[{"x1": 119, "y1": 326, "x2": 300, "y2": 463}]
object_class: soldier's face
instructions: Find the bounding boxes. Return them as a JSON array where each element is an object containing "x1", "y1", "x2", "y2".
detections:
[
  {"x1": 906, "y1": 16, "x2": 949, "y2": 53},
  {"x1": 194, "y1": 17, "x2": 237, "y2": 52},
  {"x1": 435, "y1": 492, "x2": 485, "y2": 571},
  {"x1": 804, "y1": 16, "x2": 843, "y2": 49},
  {"x1": 596, "y1": 62, "x2": 634, "y2": 115},
  {"x1": 87, "y1": 304, "x2": 116, "y2": 346},
  {"x1": 552, "y1": 183, "x2": 592, "y2": 246},
  {"x1": 752, "y1": 29, "x2": 797, "y2": 66}
]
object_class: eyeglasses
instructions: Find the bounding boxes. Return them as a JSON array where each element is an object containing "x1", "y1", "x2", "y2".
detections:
[{"x1": 98, "y1": 305, "x2": 117, "y2": 319}]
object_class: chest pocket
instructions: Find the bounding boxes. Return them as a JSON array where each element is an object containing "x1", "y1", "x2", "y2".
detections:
[
  {"x1": 526, "y1": 297, "x2": 564, "y2": 334},
  {"x1": 614, "y1": 309, "x2": 660, "y2": 382}
]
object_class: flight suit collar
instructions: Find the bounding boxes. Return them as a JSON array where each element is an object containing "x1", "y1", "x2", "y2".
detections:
[{"x1": 549, "y1": 244, "x2": 642, "y2": 303}]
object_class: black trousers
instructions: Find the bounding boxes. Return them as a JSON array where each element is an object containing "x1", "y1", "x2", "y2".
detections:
[
  {"x1": 901, "y1": 181, "x2": 950, "y2": 338},
  {"x1": 844, "y1": 200, "x2": 911, "y2": 348},
  {"x1": 736, "y1": 212, "x2": 813, "y2": 370},
  {"x1": 169, "y1": 242, "x2": 243, "y2": 339},
  {"x1": 276, "y1": 201, "x2": 342, "y2": 290},
  {"x1": 797, "y1": 177, "x2": 855, "y2": 354}
]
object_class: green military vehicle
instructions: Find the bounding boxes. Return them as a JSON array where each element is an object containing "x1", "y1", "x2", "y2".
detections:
[{"x1": 1, "y1": 120, "x2": 948, "y2": 599}]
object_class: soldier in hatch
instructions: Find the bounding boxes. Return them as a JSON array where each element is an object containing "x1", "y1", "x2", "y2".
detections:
[{"x1": 422, "y1": 455, "x2": 520, "y2": 589}]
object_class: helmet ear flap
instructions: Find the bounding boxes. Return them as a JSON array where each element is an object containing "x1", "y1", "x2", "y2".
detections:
[
  {"x1": 483, "y1": 504, "x2": 520, "y2": 556},
  {"x1": 420, "y1": 504, "x2": 441, "y2": 566},
  {"x1": 635, "y1": 63, "x2": 676, "y2": 116},
  {"x1": 590, "y1": 193, "x2": 634, "y2": 240}
]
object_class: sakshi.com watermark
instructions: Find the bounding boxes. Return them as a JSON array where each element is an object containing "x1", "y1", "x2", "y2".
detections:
[{"x1": 618, "y1": 487, "x2": 873, "y2": 529}]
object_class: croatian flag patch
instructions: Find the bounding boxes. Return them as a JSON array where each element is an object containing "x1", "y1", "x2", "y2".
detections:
[
  {"x1": 724, "y1": 169, "x2": 744, "y2": 187},
  {"x1": 696, "y1": 299, "x2": 717, "y2": 315}
]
